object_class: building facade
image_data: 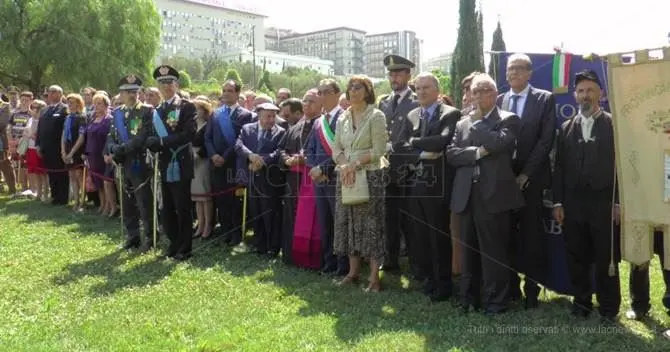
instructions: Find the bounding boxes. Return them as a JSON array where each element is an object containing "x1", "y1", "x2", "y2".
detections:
[
  {"x1": 155, "y1": 0, "x2": 266, "y2": 59},
  {"x1": 422, "y1": 53, "x2": 453, "y2": 73},
  {"x1": 219, "y1": 50, "x2": 334, "y2": 75},
  {"x1": 364, "y1": 31, "x2": 421, "y2": 78},
  {"x1": 269, "y1": 27, "x2": 366, "y2": 76}
]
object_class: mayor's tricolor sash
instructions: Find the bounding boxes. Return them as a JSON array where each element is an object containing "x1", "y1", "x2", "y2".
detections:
[
  {"x1": 152, "y1": 109, "x2": 189, "y2": 183},
  {"x1": 215, "y1": 106, "x2": 235, "y2": 146},
  {"x1": 316, "y1": 115, "x2": 335, "y2": 156}
]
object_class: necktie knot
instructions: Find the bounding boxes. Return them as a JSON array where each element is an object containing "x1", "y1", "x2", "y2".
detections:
[
  {"x1": 421, "y1": 109, "x2": 430, "y2": 120},
  {"x1": 391, "y1": 94, "x2": 401, "y2": 111}
]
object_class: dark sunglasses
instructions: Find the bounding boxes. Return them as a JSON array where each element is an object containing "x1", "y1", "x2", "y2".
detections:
[{"x1": 348, "y1": 83, "x2": 365, "y2": 91}]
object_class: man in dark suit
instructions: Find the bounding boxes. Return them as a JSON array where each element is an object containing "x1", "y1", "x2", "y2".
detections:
[
  {"x1": 306, "y1": 78, "x2": 347, "y2": 276},
  {"x1": 145, "y1": 65, "x2": 197, "y2": 260},
  {"x1": 552, "y1": 70, "x2": 620, "y2": 323},
  {"x1": 497, "y1": 53, "x2": 557, "y2": 308},
  {"x1": 378, "y1": 54, "x2": 420, "y2": 274},
  {"x1": 447, "y1": 73, "x2": 524, "y2": 314},
  {"x1": 236, "y1": 103, "x2": 286, "y2": 256},
  {"x1": 397, "y1": 72, "x2": 461, "y2": 301},
  {"x1": 35, "y1": 85, "x2": 69, "y2": 205},
  {"x1": 279, "y1": 98, "x2": 303, "y2": 127},
  {"x1": 107, "y1": 75, "x2": 156, "y2": 251},
  {"x1": 204, "y1": 79, "x2": 253, "y2": 246}
]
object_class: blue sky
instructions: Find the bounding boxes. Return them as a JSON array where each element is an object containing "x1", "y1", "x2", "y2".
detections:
[{"x1": 251, "y1": 0, "x2": 668, "y2": 59}]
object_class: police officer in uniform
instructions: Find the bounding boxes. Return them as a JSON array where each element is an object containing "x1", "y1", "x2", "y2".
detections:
[
  {"x1": 378, "y1": 54, "x2": 419, "y2": 275},
  {"x1": 146, "y1": 65, "x2": 197, "y2": 260},
  {"x1": 107, "y1": 74, "x2": 155, "y2": 252}
]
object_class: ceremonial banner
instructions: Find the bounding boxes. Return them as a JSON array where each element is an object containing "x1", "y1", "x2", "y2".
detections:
[{"x1": 607, "y1": 48, "x2": 670, "y2": 269}]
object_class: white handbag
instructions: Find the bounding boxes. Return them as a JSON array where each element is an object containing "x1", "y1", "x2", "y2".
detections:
[
  {"x1": 341, "y1": 112, "x2": 373, "y2": 205},
  {"x1": 341, "y1": 168, "x2": 369, "y2": 205}
]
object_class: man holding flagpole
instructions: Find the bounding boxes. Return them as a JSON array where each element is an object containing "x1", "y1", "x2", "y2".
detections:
[{"x1": 146, "y1": 65, "x2": 197, "y2": 261}]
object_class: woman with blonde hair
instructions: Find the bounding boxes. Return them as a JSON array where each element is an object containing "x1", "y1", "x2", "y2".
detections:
[
  {"x1": 61, "y1": 93, "x2": 87, "y2": 211},
  {"x1": 332, "y1": 75, "x2": 388, "y2": 292},
  {"x1": 191, "y1": 96, "x2": 214, "y2": 238},
  {"x1": 85, "y1": 93, "x2": 115, "y2": 216}
]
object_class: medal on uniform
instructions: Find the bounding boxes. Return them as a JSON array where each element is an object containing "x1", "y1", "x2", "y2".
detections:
[
  {"x1": 130, "y1": 118, "x2": 140, "y2": 135},
  {"x1": 167, "y1": 110, "x2": 178, "y2": 129}
]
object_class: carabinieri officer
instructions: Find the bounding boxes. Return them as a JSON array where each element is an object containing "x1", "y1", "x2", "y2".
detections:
[
  {"x1": 107, "y1": 74, "x2": 155, "y2": 252},
  {"x1": 146, "y1": 65, "x2": 197, "y2": 261}
]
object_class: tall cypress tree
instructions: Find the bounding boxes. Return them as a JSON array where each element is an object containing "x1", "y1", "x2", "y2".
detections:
[
  {"x1": 477, "y1": 9, "x2": 485, "y2": 70},
  {"x1": 488, "y1": 19, "x2": 507, "y2": 82},
  {"x1": 451, "y1": 0, "x2": 484, "y2": 109}
]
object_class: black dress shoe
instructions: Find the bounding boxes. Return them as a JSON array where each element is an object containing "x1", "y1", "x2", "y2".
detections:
[
  {"x1": 173, "y1": 252, "x2": 192, "y2": 261},
  {"x1": 319, "y1": 266, "x2": 337, "y2": 275},
  {"x1": 379, "y1": 263, "x2": 401, "y2": 273},
  {"x1": 599, "y1": 315, "x2": 617, "y2": 325},
  {"x1": 422, "y1": 280, "x2": 436, "y2": 296},
  {"x1": 139, "y1": 242, "x2": 154, "y2": 253},
  {"x1": 332, "y1": 268, "x2": 348, "y2": 277},
  {"x1": 524, "y1": 296, "x2": 539, "y2": 309},
  {"x1": 429, "y1": 291, "x2": 451, "y2": 303},
  {"x1": 120, "y1": 240, "x2": 140, "y2": 250},
  {"x1": 571, "y1": 304, "x2": 592, "y2": 318},
  {"x1": 624, "y1": 309, "x2": 647, "y2": 321}
]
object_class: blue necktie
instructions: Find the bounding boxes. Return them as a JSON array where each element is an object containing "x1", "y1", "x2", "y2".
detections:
[
  {"x1": 258, "y1": 129, "x2": 268, "y2": 152},
  {"x1": 510, "y1": 95, "x2": 520, "y2": 116}
]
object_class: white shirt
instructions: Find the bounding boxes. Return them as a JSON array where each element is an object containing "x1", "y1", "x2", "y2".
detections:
[
  {"x1": 509, "y1": 85, "x2": 530, "y2": 117},
  {"x1": 580, "y1": 111, "x2": 598, "y2": 142},
  {"x1": 393, "y1": 87, "x2": 412, "y2": 104},
  {"x1": 326, "y1": 106, "x2": 342, "y2": 125},
  {"x1": 164, "y1": 95, "x2": 178, "y2": 105}
]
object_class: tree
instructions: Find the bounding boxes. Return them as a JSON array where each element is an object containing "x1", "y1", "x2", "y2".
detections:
[
  {"x1": 488, "y1": 18, "x2": 507, "y2": 82},
  {"x1": 450, "y1": 48, "x2": 458, "y2": 101},
  {"x1": 160, "y1": 56, "x2": 204, "y2": 81},
  {"x1": 477, "y1": 9, "x2": 485, "y2": 71},
  {"x1": 451, "y1": 0, "x2": 485, "y2": 108},
  {"x1": 224, "y1": 68, "x2": 243, "y2": 84},
  {"x1": 431, "y1": 69, "x2": 452, "y2": 96},
  {"x1": 0, "y1": 0, "x2": 160, "y2": 92},
  {"x1": 178, "y1": 70, "x2": 192, "y2": 89}
]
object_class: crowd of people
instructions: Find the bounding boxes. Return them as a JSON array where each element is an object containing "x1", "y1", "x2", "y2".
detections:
[{"x1": 1, "y1": 53, "x2": 670, "y2": 338}]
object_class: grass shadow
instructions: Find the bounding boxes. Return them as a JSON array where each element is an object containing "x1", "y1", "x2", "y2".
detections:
[{"x1": 3, "y1": 197, "x2": 669, "y2": 350}]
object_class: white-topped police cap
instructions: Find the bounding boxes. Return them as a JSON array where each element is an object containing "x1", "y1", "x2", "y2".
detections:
[
  {"x1": 256, "y1": 102, "x2": 280, "y2": 112},
  {"x1": 153, "y1": 65, "x2": 180, "y2": 83},
  {"x1": 118, "y1": 74, "x2": 142, "y2": 91}
]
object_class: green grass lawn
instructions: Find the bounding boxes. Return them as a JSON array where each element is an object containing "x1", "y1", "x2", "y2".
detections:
[{"x1": 1, "y1": 197, "x2": 669, "y2": 351}]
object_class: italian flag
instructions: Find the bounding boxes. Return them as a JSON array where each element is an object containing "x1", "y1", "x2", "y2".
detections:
[{"x1": 552, "y1": 52, "x2": 572, "y2": 94}]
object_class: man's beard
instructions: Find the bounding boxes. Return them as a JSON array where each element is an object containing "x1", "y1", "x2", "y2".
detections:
[{"x1": 578, "y1": 101, "x2": 594, "y2": 116}]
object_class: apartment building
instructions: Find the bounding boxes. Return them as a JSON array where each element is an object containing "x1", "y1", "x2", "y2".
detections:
[{"x1": 155, "y1": 0, "x2": 266, "y2": 59}]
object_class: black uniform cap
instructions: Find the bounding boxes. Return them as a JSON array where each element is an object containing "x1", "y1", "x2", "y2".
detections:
[
  {"x1": 153, "y1": 65, "x2": 180, "y2": 83},
  {"x1": 574, "y1": 69, "x2": 602, "y2": 88}
]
